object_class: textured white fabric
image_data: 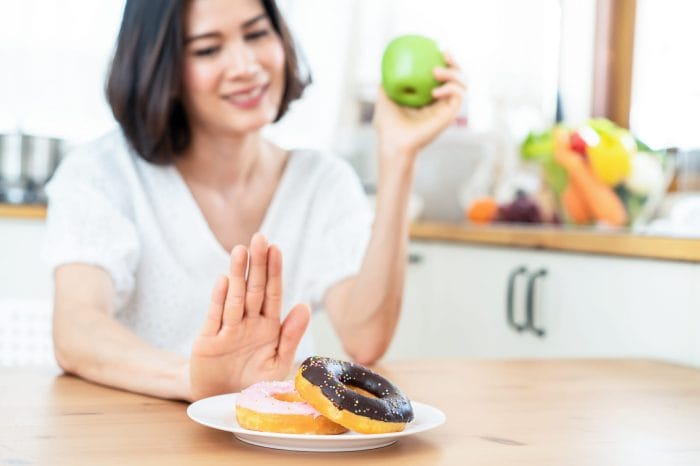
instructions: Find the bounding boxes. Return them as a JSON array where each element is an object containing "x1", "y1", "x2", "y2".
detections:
[{"x1": 43, "y1": 131, "x2": 373, "y2": 360}]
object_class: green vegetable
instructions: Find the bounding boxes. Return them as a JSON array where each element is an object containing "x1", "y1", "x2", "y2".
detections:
[
  {"x1": 542, "y1": 159, "x2": 568, "y2": 195},
  {"x1": 521, "y1": 128, "x2": 568, "y2": 194},
  {"x1": 615, "y1": 184, "x2": 646, "y2": 221},
  {"x1": 587, "y1": 118, "x2": 620, "y2": 135},
  {"x1": 521, "y1": 130, "x2": 553, "y2": 162},
  {"x1": 635, "y1": 137, "x2": 652, "y2": 153}
]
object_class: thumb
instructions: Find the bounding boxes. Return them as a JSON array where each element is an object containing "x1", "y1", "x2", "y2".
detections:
[{"x1": 276, "y1": 303, "x2": 311, "y2": 369}]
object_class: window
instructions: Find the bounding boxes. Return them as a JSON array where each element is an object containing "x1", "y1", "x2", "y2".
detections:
[{"x1": 630, "y1": 0, "x2": 700, "y2": 149}]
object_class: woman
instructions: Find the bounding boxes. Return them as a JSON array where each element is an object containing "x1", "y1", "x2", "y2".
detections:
[{"x1": 46, "y1": 0, "x2": 465, "y2": 402}]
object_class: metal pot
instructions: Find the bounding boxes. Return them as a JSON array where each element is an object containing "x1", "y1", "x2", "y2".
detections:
[
  {"x1": 21, "y1": 134, "x2": 64, "y2": 190},
  {"x1": 0, "y1": 133, "x2": 65, "y2": 204},
  {"x1": 0, "y1": 133, "x2": 28, "y2": 204}
]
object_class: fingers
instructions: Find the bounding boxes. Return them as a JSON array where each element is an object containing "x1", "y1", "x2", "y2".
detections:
[
  {"x1": 433, "y1": 65, "x2": 466, "y2": 90},
  {"x1": 432, "y1": 81, "x2": 466, "y2": 101},
  {"x1": 221, "y1": 234, "x2": 282, "y2": 325},
  {"x1": 431, "y1": 53, "x2": 466, "y2": 112},
  {"x1": 261, "y1": 245, "x2": 283, "y2": 319},
  {"x1": 442, "y1": 51, "x2": 460, "y2": 70},
  {"x1": 276, "y1": 303, "x2": 311, "y2": 369},
  {"x1": 245, "y1": 233, "x2": 268, "y2": 318},
  {"x1": 222, "y1": 245, "x2": 247, "y2": 326},
  {"x1": 200, "y1": 275, "x2": 228, "y2": 336}
]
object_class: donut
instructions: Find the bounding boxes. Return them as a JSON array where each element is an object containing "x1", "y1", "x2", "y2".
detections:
[
  {"x1": 295, "y1": 356, "x2": 414, "y2": 434},
  {"x1": 235, "y1": 380, "x2": 347, "y2": 434}
]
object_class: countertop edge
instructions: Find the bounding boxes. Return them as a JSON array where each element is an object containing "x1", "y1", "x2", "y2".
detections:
[
  {"x1": 410, "y1": 221, "x2": 700, "y2": 263},
  {"x1": 0, "y1": 204, "x2": 47, "y2": 219},
  {"x1": 2, "y1": 205, "x2": 698, "y2": 262}
]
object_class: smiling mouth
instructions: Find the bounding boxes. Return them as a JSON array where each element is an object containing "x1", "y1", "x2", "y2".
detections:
[{"x1": 224, "y1": 84, "x2": 269, "y2": 107}]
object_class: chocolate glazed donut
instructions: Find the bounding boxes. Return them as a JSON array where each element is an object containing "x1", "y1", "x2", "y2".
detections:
[{"x1": 295, "y1": 356, "x2": 414, "y2": 434}]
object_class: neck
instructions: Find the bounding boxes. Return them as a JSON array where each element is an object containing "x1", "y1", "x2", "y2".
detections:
[{"x1": 176, "y1": 129, "x2": 273, "y2": 190}]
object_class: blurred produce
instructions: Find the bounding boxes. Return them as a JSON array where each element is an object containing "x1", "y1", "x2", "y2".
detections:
[
  {"x1": 625, "y1": 152, "x2": 666, "y2": 196},
  {"x1": 553, "y1": 128, "x2": 628, "y2": 227},
  {"x1": 561, "y1": 185, "x2": 591, "y2": 224},
  {"x1": 515, "y1": 119, "x2": 670, "y2": 228},
  {"x1": 464, "y1": 190, "x2": 555, "y2": 226},
  {"x1": 585, "y1": 119, "x2": 635, "y2": 187},
  {"x1": 467, "y1": 196, "x2": 499, "y2": 224},
  {"x1": 569, "y1": 131, "x2": 588, "y2": 156},
  {"x1": 496, "y1": 191, "x2": 542, "y2": 224}
]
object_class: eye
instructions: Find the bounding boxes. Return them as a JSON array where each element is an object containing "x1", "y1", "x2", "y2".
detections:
[
  {"x1": 193, "y1": 46, "x2": 221, "y2": 57},
  {"x1": 245, "y1": 29, "x2": 270, "y2": 41}
]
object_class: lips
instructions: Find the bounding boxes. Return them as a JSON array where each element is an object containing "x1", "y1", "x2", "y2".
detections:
[{"x1": 223, "y1": 84, "x2": 269, "y2": 109}]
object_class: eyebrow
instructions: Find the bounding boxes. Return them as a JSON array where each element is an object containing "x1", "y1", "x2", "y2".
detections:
[{"x1": 185, "y1": 13, "x2": 268, "y2": 44}]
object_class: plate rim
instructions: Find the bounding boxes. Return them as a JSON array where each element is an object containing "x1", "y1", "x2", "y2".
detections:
[{"x1": 187, "y1": 392, "x2": 446, "y2": 441}]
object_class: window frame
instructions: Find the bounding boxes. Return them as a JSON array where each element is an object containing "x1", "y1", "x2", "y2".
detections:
[{"x1": 591, "y1": 0, "x2": 637, "y2": 128}]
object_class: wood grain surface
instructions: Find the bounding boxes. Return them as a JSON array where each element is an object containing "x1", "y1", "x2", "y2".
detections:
[{"x1": 2, "y1": 359, "x2": 700, "y2": 465}]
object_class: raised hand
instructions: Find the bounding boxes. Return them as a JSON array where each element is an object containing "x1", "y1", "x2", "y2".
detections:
[
  {"x1": 373, "y1": 52, "x2": 466, "y2": 160},
  {"x1": 189, "y1": 233, "x2": 310, "y2": 400}
]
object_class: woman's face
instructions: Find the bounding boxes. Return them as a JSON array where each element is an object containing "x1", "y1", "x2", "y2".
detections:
[{"x1": 182, "y1": 0, "x2": 285, "y2": 136}]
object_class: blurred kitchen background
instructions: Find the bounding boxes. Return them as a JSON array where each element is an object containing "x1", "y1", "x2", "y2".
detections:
[
  {"x1": 1, "y1": 0, "x2": 699, "y2": 366},
  {"x1": 2, "y1": 0, "x2": 700, "y2": 224}
]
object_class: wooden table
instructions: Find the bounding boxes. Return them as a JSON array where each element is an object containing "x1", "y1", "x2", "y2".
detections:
[{"x1": 2, "y1": 359, "x2": 700, "y2": 465}]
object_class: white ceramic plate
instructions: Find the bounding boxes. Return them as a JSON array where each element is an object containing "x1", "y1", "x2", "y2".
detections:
[{"x1": 187, "y1": 393, "x2": 445, "y2": 452}]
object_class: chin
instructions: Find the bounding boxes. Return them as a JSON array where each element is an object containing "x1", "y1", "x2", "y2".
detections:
[{"x1": 214, "y1": 111, "x2": 276, "y2": 135}]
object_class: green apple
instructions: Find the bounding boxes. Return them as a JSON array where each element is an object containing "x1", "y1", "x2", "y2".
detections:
[{"x1": 381, "y1": 34, "x2": 446, "y2": 108}]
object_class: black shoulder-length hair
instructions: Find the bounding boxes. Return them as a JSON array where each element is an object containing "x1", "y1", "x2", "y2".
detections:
[{"x1": 106, "y1": 0, "x2": 310, "y2": 165}]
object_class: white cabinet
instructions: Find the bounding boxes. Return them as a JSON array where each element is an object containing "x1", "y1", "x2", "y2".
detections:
[
  {"x1": 314, "y1": 240, "x2": 700, "y2": 367},
  {"x1": 0, "y1": 218, "x2": 51, "y2": 300},
  {"x1": 0, "y1": 218, "x2": 54, "y2": 366}
]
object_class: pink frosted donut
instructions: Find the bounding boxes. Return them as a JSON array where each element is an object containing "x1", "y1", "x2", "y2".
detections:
[{"x1": 235, "y1": 380, "x2": 347, "y2": 434}]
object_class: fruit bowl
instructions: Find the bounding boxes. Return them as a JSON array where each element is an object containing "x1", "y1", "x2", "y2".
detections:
[{"x1": 518, "y1": 119, "x2": 675, "y2": 228}]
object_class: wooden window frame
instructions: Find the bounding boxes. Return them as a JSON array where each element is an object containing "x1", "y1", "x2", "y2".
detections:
[{"x1": 592, "y1": 0, "x2": 637, "y2": 128}]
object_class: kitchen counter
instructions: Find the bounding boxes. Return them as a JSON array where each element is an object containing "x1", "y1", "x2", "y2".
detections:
[
  {"x1": 411, "y1": 221, "x2": 700, "y2": 262},
  {"x1": 0, "y1": 203, "x2": 46, "y2": 219},
  {"x1": 2, "y1": 359, "x2": 700, "y2": 465},
  {"x1": 2, "y1": 204, "x2": 698, "y2": 262}
]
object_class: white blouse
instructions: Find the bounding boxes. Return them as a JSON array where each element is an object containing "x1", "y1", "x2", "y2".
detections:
[{"x1": 44, "y1": 131, "x2": 373, "y2": 360}]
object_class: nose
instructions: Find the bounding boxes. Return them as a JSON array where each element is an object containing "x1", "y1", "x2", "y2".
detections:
[{"x1": 224, "y1": 42, "x2": 262, "y2": 80}]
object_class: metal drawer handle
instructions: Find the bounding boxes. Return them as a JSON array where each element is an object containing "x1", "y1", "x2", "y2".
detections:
[
  {"x1": 525, "y1": 268, "x2": 548, "y2": 338},
  {"x1": 506, "y1": 266, "x2": 528, "y2": 332},
  {"x1": 407, "y1": 253, "x2": 423, "y2": 264}
]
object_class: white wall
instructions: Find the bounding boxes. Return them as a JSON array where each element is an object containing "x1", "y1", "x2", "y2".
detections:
[
  {"x1": 0, "y1": 0, "x2": 125, "y2": 142},
  {"x1": 0, "y1": 0, "x2": 595, "y2": 152}
]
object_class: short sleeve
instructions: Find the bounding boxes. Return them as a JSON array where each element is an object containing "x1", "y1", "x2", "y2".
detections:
[
  {"x1": 306, "y1": 160, "x2": 373, "y2": 311},
  {"x1": 43, "y1": 153, "x2": 140, "y2": 310}
]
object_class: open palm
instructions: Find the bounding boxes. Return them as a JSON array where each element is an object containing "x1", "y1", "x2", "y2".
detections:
[{"x1": 190, "y1": 233, "x2": 310, "y2": 400}]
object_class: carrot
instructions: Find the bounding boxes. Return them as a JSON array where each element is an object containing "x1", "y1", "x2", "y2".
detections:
[
  {"x1": 561, "y1": 185, "x2": 592, "y2": 225},
  {"x1": 553, "y1": 129, "x2": 627, "y2": 227}
]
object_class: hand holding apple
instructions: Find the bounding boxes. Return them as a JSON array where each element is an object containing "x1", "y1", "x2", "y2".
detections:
[
  {"x1": 374, "y1": 49, "x2": 466, "y2": 161},
  {"x1": 381, "y1": 35, "x2": 446, "y2": 108}
]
